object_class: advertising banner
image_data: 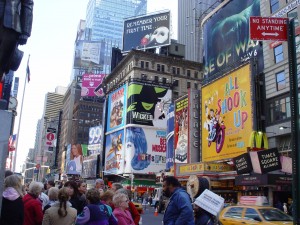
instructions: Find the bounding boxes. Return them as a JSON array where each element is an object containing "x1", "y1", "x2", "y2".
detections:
[
  {"x1": 124, "y1": 127, "x2": 166, "y2": 174},
  {"x1": 127, "y1": 81, "x2": 171, "y2": 127},
  {"x1": 123, "y1": 11, "x2": 171, "y2": 52},
  {"x1": 45, "y1": 128, "x2": 56, "y2": 148},
  {"x1": 66, "y1": 144, "x2": 83, "y2": 175},
  {"x1": 201, "y1": 64, "x2": 254, "y2": 162},
  {"x1": 189, "y1": 89, "x2": 200, "y2": 162},
  {"x1": 73, "y1": 40, "x2": 105, "y2": 69},
  {"x1": 233, "y1": 153, "x2": 253, "y2": 175},
  {"x1": 82, "y1": 155, "x2": 98, "y2": 179},
  {"x1": 88, "y1": 125, "x2": 103, "y2": 156},
  {"x1": 202, "y1": 0, "x2": 262, "y2": 77},
  {"x1": 174, "y1": 96, "x2": 188, "y2": 163},
  {"x1": 104, "y1": 129, "x2": 125, "y2": 175},
  {"x1": 106, "y1": 85, "x2": 127, "y2": 133},
  {"x1": 81, "y1": 74, "x2": 106, "y2": 97},
  {"x1": 166, "y1": 103, "x2": 174, "y2": 170}
]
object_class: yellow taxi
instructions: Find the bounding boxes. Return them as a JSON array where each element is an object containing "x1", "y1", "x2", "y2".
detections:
[
  {"x1": 218, "y1": 205, "x2": 293, "y2": 225},
  {"x1": 132, "y1": 202, "x2": 143, "y2": 214}
]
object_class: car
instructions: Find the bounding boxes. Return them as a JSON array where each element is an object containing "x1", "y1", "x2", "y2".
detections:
[
  {"x1": 132, "y1": 201, "x2": 143, "y2": 214},
  {"x1": 218, "y1": 205, "x2": 293, "y2": 225}
]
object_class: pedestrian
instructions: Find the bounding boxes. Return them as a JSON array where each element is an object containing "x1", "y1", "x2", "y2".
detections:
[
  {"x1": 23, "y1": 181, "x2": 44, "y2": 225},
  {"x1": 43, "y1": 187, "x2": 59, "y2": 213},
  {"x1": 111, "y1": 182, "x2": 123, "y2": 192},
  {"x1": 113, "y1": 193, "x2": 135, "y2": 225},
  {"x1": 45, "y1": 180, "x2": 55, "y2": 194},
  {"x1": 162, "y1": 176, "x2": 195, "y2": 225},
  {"x1": 76, "y1": 188, "x2": 117, "y2": 225},
  {"x1": 116, "y1": 188, "x2": 141, "y2": 225},
  {"x1": 100, "y1": 190, "x2": 114, "y2": 206},
  {"x1": 42, "y1": 187, "x2": 77, "y2": 225},
  {"x1": 64, "y1": 180, "x2": 86, "y2": 214},
  {"x1": 95, "y1": 178, "x2": 106, "y2": 196},
  {"x1": 0, "y1": 174, "x2": 24, "y2": 225}
]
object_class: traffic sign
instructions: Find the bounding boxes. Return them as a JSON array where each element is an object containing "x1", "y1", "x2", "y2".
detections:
[{"x1": 250, "y1": 16, "x2": 288, "y2": 41}]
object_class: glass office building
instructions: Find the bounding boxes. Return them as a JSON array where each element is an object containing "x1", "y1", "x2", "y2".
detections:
[{"x1": 85, "y1": 0, "x2": 147, "y2": 74}]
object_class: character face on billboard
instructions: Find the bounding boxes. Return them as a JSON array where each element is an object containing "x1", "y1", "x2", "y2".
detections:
[
  {"x1": 110, "y1": 101, "x2": 124, "y2": 128},
  {"x1": 126, "y1": 127, "x2": 150, "y2": 170},
  {"x1": 150, "y1": 26, "x2": 169, "y2": 44}
]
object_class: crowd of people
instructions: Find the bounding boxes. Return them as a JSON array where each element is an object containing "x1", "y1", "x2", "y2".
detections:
[{"x1": 0, "y1": 171, "x2": 141, "y2": 225}]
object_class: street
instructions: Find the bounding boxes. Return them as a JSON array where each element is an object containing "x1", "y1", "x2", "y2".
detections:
[{"x1": 141, "y1": 206, "x2": 163, "y2": 225}]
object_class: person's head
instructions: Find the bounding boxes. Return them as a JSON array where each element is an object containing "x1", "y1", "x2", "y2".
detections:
[
  {"x1": 46, "y1": 180, "x2": 55, "y2": 190},
  {"x1": 95, "y1": 179, "x2": 105, "y2": 190},
  {"x1": 64, "y1": 180, "x2": 79, "y2": 197},
  {"x1": 163, "y1": 176, "x2": 181, "y2": 198},
  {"x1": 111, "y1": 182, "x2": 123, "y2": 192},
  {"x1": 5, "y1": 170, "x2": 14, "y2": 178},
  {"x1": 78, "y1": 181, "x2": 87, "y2": 194},
  {"x1": 113, "y1": 193, "x2": 129, "y2": 210},
  {"x1": 116, "y1": 188, "x2": 129, "y2": 198},
  {"x1": 100, "y1": 190, "x2": 114, "y2": 205},
  {"x1": 58, "y1": 187, "x2": 70, "y2": 217},
  {"x1": 28, "y1": 181, "x2": 44, "y2": 198},
  {"x1": 71, "y1": 144, "x2": 82, "y2": 159},
  {"x1": 48, "y1": 187, "x2": 59, "y2": 201},
  {"x1": 4, "y1": 174, "x2": 23, "y2": 197},
  {"x1": 86, "y1": 188, "x2": 101, "y2": 204}
]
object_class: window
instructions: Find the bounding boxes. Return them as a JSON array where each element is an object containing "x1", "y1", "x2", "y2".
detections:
[
  {"x1": 194, "y1": 83, "x2": 198, "y2": 89},
  {"x1": 278, "y1": 136, "x2": 292, "y2": 152},
  {"x1": 154, "y1": 76, "x2": 159, "y2": 82},
  {"x1": 177, "y1": 68, "x2": 180, "y2": 75},
  {"x1": 244, "y1": 208, "x2": 261, "y2": 221},
  {"x1": 175, "y1": 45, "x2": 179, "y2": 51},
  {"x1": 145, "y1": 62, "x2": 149, "y2": 69},
  {"x1": 141, "y1": 74, "x2": 147, "y2": 80},
  {"x1": 157, "y1": 64, "x2": 161, "y2": 72},
  {"x1": 224, "y1": 207, "x2": 243, "y2": 219},
  {"x1": 187, "y1": 70, "x2": 191, "y2": 77},
  {"x1": 187, "y1": 82, "x2": 191, "y2": 88},
  {"x1": 162, "y1": 77, "x2": 166, "y2": 83},
  {"x1": 267, "y1": 96, "x2": 291, "y2": 124},
  {"x1": 270, "y1": 0, "x2": 279, "y2": 13},
  {"x1": 161, "y1": 65, "x2": 165, "y2": 72},
  {"x1": 274, "y1": 45, "x2": 283, "y2": 63},
  {"x1": 172, "y1": 67, "x2": 176, "y2": 74},
  {"x1": 141, "y1": 61, "x2": 144, "y2": 68},
  {"x1": 276, "y1": 71, "x2": 286, "y2": 90},
  {"x1": 296, "y1": 36, "x2": 300, "y2": 53},
  {"x1": 173, "y1": 79, "x2": 179, "y2": 87},
  {"x1": 194, "y1": 71, "x2": 198, "y2": 79}
]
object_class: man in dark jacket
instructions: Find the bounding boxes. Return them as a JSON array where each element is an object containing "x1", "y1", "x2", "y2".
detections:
[
  {"x1": 163, "y1": 176, "x2": 195, "y2": 225},
  {"x1": 0, "y1": 0, "x2": 34, "y2": 80}
]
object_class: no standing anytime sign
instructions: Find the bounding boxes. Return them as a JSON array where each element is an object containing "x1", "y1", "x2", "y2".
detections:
[{"x1": 250, "y1": 16, "x2": 288, "y2": 41}]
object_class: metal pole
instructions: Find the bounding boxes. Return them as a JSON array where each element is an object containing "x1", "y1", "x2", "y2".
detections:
[{"x1": 287, "y1": 19, "x2": 300, "y2": 225}]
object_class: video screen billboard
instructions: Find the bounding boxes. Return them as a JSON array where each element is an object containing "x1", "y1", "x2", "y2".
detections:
[
  {"x1": 81, "y1": 74, "x2": 106, "y2": 97},
  {"x1": 127, "y1": 81, "x2": 172, "y2": 128},
  {"x1": 124, "y1": 127, "x2": 166, "y2": 174},
  {"x1": 66, "y1": 144, "x2": 83, "y2": 175},
  {"x1": 73, "y1": 40, "x2": 105, "y2": 69},
  {"x1": 104, "y1": 129, "x2": 125, "y2": 175},
  {"x1": 174, "y1": 96, "x2": 188, "y2": 163},
  {"x1": 202, "y1": 0, "x2": 262, "y2": 77},
  {"x1": 123, "y1": 11, "x2": 171, "y2": 52},
  {"x1": 106, "y1": 84, "x2": 127, "y2": 133},
  {"x1": 201, "y1": 64, "x2": 254, "y2": 162},
  {"x1": 88, "y1": 125, "x2": 103, "y2": 156}
]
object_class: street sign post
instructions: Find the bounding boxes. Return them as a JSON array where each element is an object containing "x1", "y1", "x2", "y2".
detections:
[{"x1": 250, "y1": 16, "x2": 288, "y2": 41}]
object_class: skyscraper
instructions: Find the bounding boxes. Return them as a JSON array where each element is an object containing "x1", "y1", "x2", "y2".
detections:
[{"x1": 85, "y1": 0, "x2": 147, "y2": 74}]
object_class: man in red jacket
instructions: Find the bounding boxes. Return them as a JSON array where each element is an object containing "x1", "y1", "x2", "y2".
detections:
[{"x1": 23, "y1": 181, "x2": 43, "y2": 225}]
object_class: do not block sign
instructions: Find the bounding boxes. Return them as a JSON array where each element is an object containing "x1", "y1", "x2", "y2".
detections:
[{"x1": 250, "y1": 16, "x2": 288, "y2": 41}]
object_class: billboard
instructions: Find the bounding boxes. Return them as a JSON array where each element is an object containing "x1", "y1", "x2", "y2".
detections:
[
  {"x1": 123, "y1": 11, "x2": 171, "y2": 52},
  {"x1": 166, "y1": 104, "x2": 174, "y2": 170},
  {"x1": 201, "y1": 64, "x2": 254, "y2": 162},
  {"x1": 88, "y1": 125, "x2": 103, "y2": 156},
  {"x1": 106, "y1": 84, "x2": 127, "y2": 133},
  {"x1": 66, "y1": 144, "x2": 83, "y2": 175},
  {"x1": 202, "y1": 0, "x2": 262, "y2": 77},
  {"x1": 82, "y1": 155, "x2": 98, "y2": 179},
  {"x1": 81, "y1": 74, "x2": 106, "y2": 97},
  {"x1": 73, "y1": 40, "x2": 105, "y2": 69},
  {"x1": 127, "y1": 81, "x2": 172, "y2": 127},
  {"x1": 174, "y1": 96, "x2": 188, "y2": 163},
  {"x1": 124, "y1": 127, "x2": 166, "y2": 174},
  {"x1": 104, "y1": 129, "x2": 125, "y2": 175}
]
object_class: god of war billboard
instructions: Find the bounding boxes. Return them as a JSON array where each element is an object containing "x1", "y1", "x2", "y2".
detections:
[
  {"x1": 202, "y1": 0, "x2": 263, "y2": 77},
  {"x1": 123, "y1": 11, "x2": 171, "y2": 52}
]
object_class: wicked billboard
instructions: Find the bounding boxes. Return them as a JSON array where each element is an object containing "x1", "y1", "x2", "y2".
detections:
[
  {"x1": 201, "y1": 64, "x2": 254, "y2": 162},
  {"x1": 123, "y1": 11, "x2": 171, "y2": 52},
  {"x1": 106, "y1": 84, "x2": 127, "y2": 133},
  {"x1": 202, "y1": 0, "x2": 263, "y2": 77},
  {"x1": 124, "y1": 127, "x2": 166, "y2": 174},
  {"x1": 126, "y1": 81, "x2": 171, "y2": 127}
]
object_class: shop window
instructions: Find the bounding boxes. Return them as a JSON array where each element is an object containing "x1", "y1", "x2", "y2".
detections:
[
  {"x1": 274, "y1": 45, "x2": 283, "y2": 63},
  {"x1": 270, "y1": 0, "x2": 279, "y2": 13},
  {"x1": 244, "y1": 208, "x2": 261, "y2": 221},
  {"x1": 224, "y1": 207, "x2": 243, "y2": 219},
  {"x1": 276, "y1": 71, "x2": 286, "y2": 91}
]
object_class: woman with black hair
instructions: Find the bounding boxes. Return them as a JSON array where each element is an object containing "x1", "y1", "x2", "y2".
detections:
[
  {"x1": 42, "y1": 187, "x2": 77, "y2": 225},
  {"x1": 64, "y1": 181, "x2": 86, "y2": 214}
]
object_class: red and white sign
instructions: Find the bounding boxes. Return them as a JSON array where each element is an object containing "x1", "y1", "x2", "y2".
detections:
[
  {"x1": 45, "y1": 128, "x2": 56, "y2": 147},
  {"x1": 250, "y1": 16, "x2": 288, "y2": 41}
]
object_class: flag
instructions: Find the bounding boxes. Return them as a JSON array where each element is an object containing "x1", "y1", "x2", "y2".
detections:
[
  {"x1": 26, "y1": 63, "x2": 30, "y2": 83},
  {"x1": 8, "y1": 134, "x2": 17, "y2": 151}
]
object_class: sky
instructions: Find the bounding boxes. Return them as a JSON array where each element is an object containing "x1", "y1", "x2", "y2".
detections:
[{"x1": 14, "y1": 0, "x2": 178, "y2": 171}]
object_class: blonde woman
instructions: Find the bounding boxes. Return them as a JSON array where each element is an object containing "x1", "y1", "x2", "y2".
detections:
[
  {"x1": 42, "y1": 187, "x2": 77, "y2": 225},
  {"x1": 113, "y1": 193, "x2": 135, "y2": 225},
  {"x1": 0, "y1": 175, "x2": 24, "y2": 225}
]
